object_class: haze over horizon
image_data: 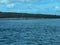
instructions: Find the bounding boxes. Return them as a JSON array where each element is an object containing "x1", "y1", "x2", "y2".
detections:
[{"x1": 0, "y1": 0, "x2": 60, "y2": 15}]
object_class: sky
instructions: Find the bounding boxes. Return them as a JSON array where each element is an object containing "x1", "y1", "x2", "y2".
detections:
[{"x1": 0, "y1": 0, "x2": 60, "y2": 15}]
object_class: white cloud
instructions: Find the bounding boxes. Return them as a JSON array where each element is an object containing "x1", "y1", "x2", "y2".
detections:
[
  {"x1": 20, "y1": 0, "x2": 39, "y2": 2},
  {"x1": 0, "y1": 0, "x2": 10, "y2": 4},
  {"x1": 55, "y1": 6, "x2": 59, "y2": 9},
  {"x1": 6, "y1": 3, "x2": 15, "y2": 8},
  {"x1": 27, "y1": 4, "x2": 32, "y2": 8},
  {"x1": 55, "y1": 6, "x2": 60, "y2": 11},
  {"x1": 0, "y1": 0, "x2": 15, "y2": 8}
]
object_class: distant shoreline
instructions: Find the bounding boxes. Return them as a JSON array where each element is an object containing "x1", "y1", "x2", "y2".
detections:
[
  {"x1": 0, "y1": 18, "x2": 60, "y2": 20},
  {"x1": 0, "y1": 12, "x2": 60, "y2": 18}
]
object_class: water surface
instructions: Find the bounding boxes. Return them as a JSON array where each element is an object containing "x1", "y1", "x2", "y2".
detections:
[{"x1": 0, "y1": 19, "x2": 60, "y2": 45}]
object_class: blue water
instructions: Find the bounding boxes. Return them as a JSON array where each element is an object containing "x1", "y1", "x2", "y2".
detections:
[{"x1": 0, "y1": 19, "x2": 60, "y2": 45}]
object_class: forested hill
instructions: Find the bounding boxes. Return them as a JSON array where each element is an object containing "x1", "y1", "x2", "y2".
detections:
[{"x1": 0, "y1": 12, "x2": 60, "y2": 18}]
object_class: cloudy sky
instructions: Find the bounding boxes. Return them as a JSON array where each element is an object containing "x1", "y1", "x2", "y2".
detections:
[{"x1": 0, "y1": 0, "x2": 60, "y2": 15}]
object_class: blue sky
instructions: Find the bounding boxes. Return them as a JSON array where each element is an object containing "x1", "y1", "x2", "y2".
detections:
[{"x1": 0, "y1": 0, "x2": 60, "y2": 15}]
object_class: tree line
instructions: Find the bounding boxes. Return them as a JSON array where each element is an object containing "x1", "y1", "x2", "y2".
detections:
[{"x1": 0, "y1": 12, "x2": 60, "y2": 18}]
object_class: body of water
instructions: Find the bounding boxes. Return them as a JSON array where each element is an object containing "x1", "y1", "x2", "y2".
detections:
[{"x1": 0, "y1": 19, "x2": 60, "y2": 45}]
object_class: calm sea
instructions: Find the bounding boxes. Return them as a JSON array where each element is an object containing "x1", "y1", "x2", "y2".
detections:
[{"x1": 0, "y1": 19, "x2": 60, "y2": 45}]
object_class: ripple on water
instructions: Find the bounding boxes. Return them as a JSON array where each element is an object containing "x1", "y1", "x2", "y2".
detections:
[{"x1": 0, "y1": 19, "x2": 60, "y2": 45}]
